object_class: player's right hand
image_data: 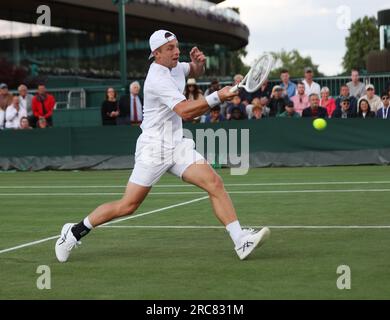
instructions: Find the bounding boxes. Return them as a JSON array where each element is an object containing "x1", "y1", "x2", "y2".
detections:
[{"x1": 218, "y1": 86, "x2": 238, "y2": 102}]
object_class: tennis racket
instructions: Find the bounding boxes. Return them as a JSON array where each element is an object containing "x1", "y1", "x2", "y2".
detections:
[{"x1": 229, "y1": 53, "x2": 274, "y2": 93}]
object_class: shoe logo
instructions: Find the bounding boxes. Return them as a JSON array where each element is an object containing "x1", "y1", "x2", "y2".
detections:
[
  {"x1": 238, "y1": 241, "x2": 254, "y2": 252},
  {"x1": 58, "y1": 238, "x2": 66, "y2": 245}
]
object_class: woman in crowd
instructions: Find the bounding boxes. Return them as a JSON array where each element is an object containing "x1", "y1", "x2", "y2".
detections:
[
  {"x1": 320, "y1": 87, "x2": 336, "y2": 118},
  {"x1": 101, "y1": 87, "x2": 119, "y2": 125},
  {"x1": 357, "y1": 99, "x2": 376, "y2": 119}
]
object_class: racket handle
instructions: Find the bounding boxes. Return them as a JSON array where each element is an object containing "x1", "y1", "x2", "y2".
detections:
[{"x1": 229, "y1": 85, "x2": 239, "y2": 93}]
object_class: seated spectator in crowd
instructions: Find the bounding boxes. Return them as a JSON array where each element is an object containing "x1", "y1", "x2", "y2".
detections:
[
  {"x1": 376, "y1": 92, "x2": 390, "y2": 119},
  {"x1": 358, "y1": 84, "x2": 381, "y2": 113},
  {"x1": 320, "y1": 87, "x2": 336, "y2": 117},
  {"x1": 205, "y1": 106, "x2": 225, "y2": 123},
  {"x1": 280, "y1": 69, "x2": 297, "y2": 98},
  {"x1": 0, "y1": 83, "x2": 13, "y2": 113},
  {"x1": 302, "y1": 94, "x2": 327, "y2": 118},
  {"x1": 277, "y1": 101, "x2": 300, "y2": 118},
  {"x1": 226, "y1": 95, "x2": 247, "y2": 120},
  {"x1": 31, "y1": 84, "x2": 56, "y2": 127},
  {"x1": 290, "y1": 81, "x2": 309, "y2": 115},
  {"x1": 357, "y1": 99, "x2": 375, "y2": 119},
  {"x1": 184, "y1": 78, "x2": 204, "y2": 123},
  {"x1": 332, "y1": 97, "x2": 356, "y2": 118},
  {"x1": 233, "y1": 74, "x2": 251, "y2": 106},
  {"x1": 251, "y1": 103, "x2": 270, "y2": 120},
  {"x1": 20, "y1": 117, "x2": 32, "y2": 130},
  {"x1": 204, "y1": 79, "x2": 221, "y2": 97},
  {"x1": 5, "y1": 95, "x2": 27, "y2": 129},
  {"x1": 0, "y1": 104, "x2": 4, "y2": 130},
  {"x1": 37, "y1": 116, "x2": 48, "y2": 129},
  {"x1": 101, "y1": 87, "x2": 119, "y2": 126},
  {"x1": 246, "y1": 97, "x2": 269, "y2": 119},
  {"x1": 18, "y1": 84, "x2": 33, "y2": 122},
  {"x1": 347, "y1": 69, "x2": 366, "y2": 99},
  {"x1": 250, "y1": 79, "x2": 271, "y2": 101},
  {"x1": 185, "y1": 78, "x2": 203, "y2": 101},
  {"x1": 268, "y1": 85, "x2": 290, "y2": 117},
  {"x1": 117, "y1": 82, "x2": 143, "y2": 126},
  {"x1": 303, "y1": 67, "x2": 321, "y2": 96},
  {"x1": 229, "y1": 106, "x2": 245, "y2": 121},
  {"x1": 336, "y1": 85, "x2": 357, "y2": 112}
]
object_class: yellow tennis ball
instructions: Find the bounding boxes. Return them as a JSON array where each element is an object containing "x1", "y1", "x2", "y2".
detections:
[{"x1": 313, "y1": 118, "x2": 327, "y2": 131}]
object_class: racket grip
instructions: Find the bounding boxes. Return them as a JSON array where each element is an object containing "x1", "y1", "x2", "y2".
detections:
[{"x1": 229, "y1": 85, "x2": 239, "y2": 93}]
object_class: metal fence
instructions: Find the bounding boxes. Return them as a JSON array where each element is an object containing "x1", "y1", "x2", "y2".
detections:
[{"x1": 10, "y1": 88, "x2": 86, "y2": 110}]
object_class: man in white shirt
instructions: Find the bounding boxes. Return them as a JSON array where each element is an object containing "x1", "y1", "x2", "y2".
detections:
[
  {"x1": 302, "y1": 67, "x2": 321, "y2": 96},
  {"x1": 358, "y1": 84, "x2": 382, "y2": 113},
  {"x1": 346, "y1": 69, "x2": 366, "y2": 99},
  {"x1": 5, "y1": 95, "x2": 27, "y2": 129},
  {"x1": 18, "y1": 84, "x2": 33, "y2": 117},
  {"x1": 55, "y1": 29, "x2": 270, "y2": 263}
]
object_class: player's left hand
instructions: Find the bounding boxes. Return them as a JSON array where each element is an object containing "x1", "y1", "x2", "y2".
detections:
[{"x1": 190, "y1": 47, "x2": 206, "y2": 66}]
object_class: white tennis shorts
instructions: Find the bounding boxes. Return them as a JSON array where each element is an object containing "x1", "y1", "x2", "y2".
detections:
[{"x1": 129, "y1": 136, "x2": 205, "y2": 187}]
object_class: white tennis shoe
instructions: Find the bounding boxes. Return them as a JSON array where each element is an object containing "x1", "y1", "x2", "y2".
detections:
[
  {"x1": 55, "y1": 223, "x2": 81, "y2": 262},
  {"x1": 235, "y1": 227, "x2": 270, "y2": 260}
]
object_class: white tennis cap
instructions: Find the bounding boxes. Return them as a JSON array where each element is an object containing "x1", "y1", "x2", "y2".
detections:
[{"x1": 148, "y1": 30, "x2": 177, "y2": 59}]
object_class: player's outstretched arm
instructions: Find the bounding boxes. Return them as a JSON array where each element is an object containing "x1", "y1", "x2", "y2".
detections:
[
  {"x1": 188, "y1": 47, "x2": 206, "y2": 78},
  {"x1": 173, "y1": 86, "x2": 237, "y2": 121}
]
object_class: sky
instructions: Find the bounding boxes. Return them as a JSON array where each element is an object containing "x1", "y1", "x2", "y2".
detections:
[{"x1": 218, "y1": 0, "x2": 388, "y2": 75}]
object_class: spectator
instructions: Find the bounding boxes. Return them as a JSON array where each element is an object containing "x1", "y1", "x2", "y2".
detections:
[
  {"x1": 204, "y1": 79, "x2": 221, "y2": 97},
  {"x1": 5, "y1": 95, "x2": 27, "y2": 129},
  {"x1": 226, "y1": 95, "x2": 247, "y2": 120},
  {"x1": 185, "y1": 78, "x2": 203, "y2": 101},
  {"x1": 358, "y1": 84, "x2": 381, "y2": 113},
  {"x1": 280, "y1": 69, "x2": 297, "y2": 98},
  {"x1": 101, "y1": 87, "x2": 119, "y2": 126},
  {"x1": 20, "y1": 117, "x2": 32, "y2": 130},
  {"x1": 332, "y1": 97, "x2": 356, "y2": 118},
  {"x1": 18, "y1": 84, "x2": 33, "y2": 120},
  {"x1": 376, "y1": 92, "x2": 390, "y2": 119},
  {"x1": 229, "y1": 106, "x2": 245, "y2": 121},
  {"x1": 246, "y1": 97, "x2": 269, "y2": 119},
  {"x1": 302, "y1": 67, "x2": 321, "y2": 96},
  {"x1": 347, "y1": 69, "x2": 366, "y2": 99},
  {"x1": 0, "y1": 83, "x2": 13, "y2": 112},
  {"x1": 290, "y1": 81, "x2": 309, "y2": 115},
  {"x1": 302, "y1": 94, "x2": 327, "y2": 118},
  {"x1": 357, "y1": 99, "x2": 375, "y2": 119},
  {"x1": 336, "y1": 85, "x2": 358, "y2": 112},
  {"x1": 117, "y1": 82, "x2": 143, "y2": 126},
  {"x1": 320, "y1": 87, "x2": 336, "y2": 118},
  {"x1": 31, "y1": 84, "x2": 56, "y2": 127},
  {"x1": 0, "y1": 104, "x2": 4, "y2": 130},
  {"x1": 205, "y1": 105, "x2": 225, "y2": 123},
  {"x1": 250, "y1": 79, "x2": 271, "y2": 100},
  {"x1": 37, "y1": 116, "x2": 48, "y2": 129},
  {"x1": 277, "y1": 101, "x2": 300, "y2": 118},
  {"x1": 233, "y1": 74, "x2": 251, "y2": 105},
  {"x1": 268, "y1": 85, "x2": 290, "y2": 117}
]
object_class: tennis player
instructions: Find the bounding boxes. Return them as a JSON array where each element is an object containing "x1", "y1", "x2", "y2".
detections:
[{"x1": 55, "y1": 30, "x2": 270, "y2": 262}]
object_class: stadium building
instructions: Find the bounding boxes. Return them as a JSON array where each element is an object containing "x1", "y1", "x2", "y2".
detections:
[{"x1": 0, "y1": 0, "x2": 249, "y2": 87}]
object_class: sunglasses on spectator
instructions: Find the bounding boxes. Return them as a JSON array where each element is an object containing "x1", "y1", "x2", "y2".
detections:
[
  {"x1": 382, "y1": 96, "x2": 389, "y2": 100},
  {"x1": 367, "y1": 88, "x2": 374, "y2": 91},
  {"x1": 342, "y1": 102, "x2": 350, "y2": 104}
]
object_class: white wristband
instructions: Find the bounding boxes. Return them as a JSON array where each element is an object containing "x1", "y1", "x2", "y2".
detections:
[{"x1": 205, "y1": 91, "x2": 221, "y2": 108}]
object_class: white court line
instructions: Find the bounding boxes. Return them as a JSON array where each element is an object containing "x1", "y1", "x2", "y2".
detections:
[
  {"x1": 2, "y1": 189, "x2": 390, "y2": 196},
  {"x1": 101, "y1": 225, "x2": 390, "y2": 230},
  {"x1": 0, "y1": 196, "x2": 208, "y2": 255},
  {"x1": 1, "y1": 181, "x2": 390, "y2": 189}
]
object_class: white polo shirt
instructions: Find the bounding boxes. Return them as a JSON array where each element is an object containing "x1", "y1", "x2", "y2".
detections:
[
  {"x1": 5, "y1": 105, "x2": 27, "y2": 129},
  {"x1": 303, "y1": 79, "x2": 321, "y2": 96},
  {"x1": 141, "y1": 61, "x2": 190, "y2": 146}
]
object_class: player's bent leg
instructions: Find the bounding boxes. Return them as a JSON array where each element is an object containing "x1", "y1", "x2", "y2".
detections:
[
  {"x1": 55, "y1": 182, "x2": 151, "y2": 263},
  {"x1": 181, "y1": 161, "x2": 270, "y2": 260},
  {"x1": 182, "y1": 160, "x2": 237, "y2": 226}
]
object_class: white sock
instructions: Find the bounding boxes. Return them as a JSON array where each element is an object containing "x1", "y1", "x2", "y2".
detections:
[
  {"x1": 83, "y1": 216, "x2": 93, "y2": 229},
  {"x1": 226, "y1": 220, "x2": 243, "y2": 247}
]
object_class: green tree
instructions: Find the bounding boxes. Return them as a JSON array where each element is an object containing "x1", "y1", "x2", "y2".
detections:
[
  {"x1": 230, "y1": 48, "x2": 250, "y2": 76},
  {"x1": 269, "y1": 49, "x2": 324, "y2": 78},
  {"x1": 342, "y1": 16, "x2": 379, "y2": 73}
]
